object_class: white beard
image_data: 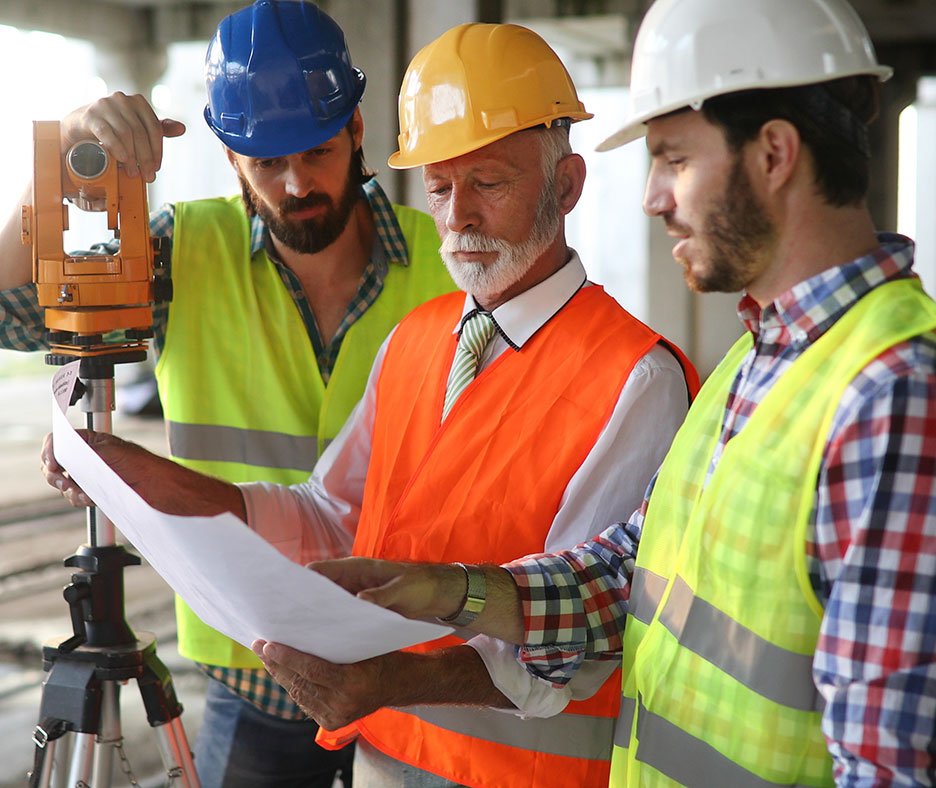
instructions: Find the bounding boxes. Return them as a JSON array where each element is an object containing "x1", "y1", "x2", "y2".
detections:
[{"x1": 439, "y1": 191, "x2": 560, "y2": 304}]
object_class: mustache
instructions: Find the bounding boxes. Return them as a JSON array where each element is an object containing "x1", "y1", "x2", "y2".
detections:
[
  {"x1": 440, "y1": 231, "x2": 507, "y2": 255},
  {"x1": 663, "y1": 214, "x2": 692, "y2": 237},
  {"x1": 280, "y1": 193, "x2": 332, "y2": 214}
]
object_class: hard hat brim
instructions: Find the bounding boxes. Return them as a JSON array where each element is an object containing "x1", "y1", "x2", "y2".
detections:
[{"x1": 597, "y1": 64, "x2": 893, "y2": 153}]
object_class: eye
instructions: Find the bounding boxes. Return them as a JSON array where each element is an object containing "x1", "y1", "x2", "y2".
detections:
[
  {"x1": 428, "y1": 184, "x2": 451, "y2": 197},
  {"x1": 666, "y1": 157, "x2": 686, "y2": 170},
  {"x1": 476, "y1": 181, "x2": 502, "y2": 190},
  {"x1": 256, "y1": 158, "x2": 280, "y2": 170}
]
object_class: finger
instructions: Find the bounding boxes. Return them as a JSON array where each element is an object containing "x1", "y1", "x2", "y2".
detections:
[
  {"x1": 309, "y1": 556, "x2": 410, "y2": 595},
  {"x1": 76, "y1": 93, "x2": 161, "y2": 179}
]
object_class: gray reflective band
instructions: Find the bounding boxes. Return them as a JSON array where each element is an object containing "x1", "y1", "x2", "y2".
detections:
[
  {"x1": 659, "y1": 576, "x2": 819, "y2": 712},
  {"x1": 614, "y1": 694, "x2": 636, "y2": 748},
  {"x1": 628, "y1": 566, "x2": 668, "y2": 625},
  {"x1": 634, "y1": 701, "x2": 816, "y2": 788},
  {"x1": 397, "y1": 705, "x2": 613, "y2": 761},
  {"x1": 168, "y1": 421, "x2": 326, "y2": 472}
]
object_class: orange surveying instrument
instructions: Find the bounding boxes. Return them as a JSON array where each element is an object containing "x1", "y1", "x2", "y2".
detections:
[
  {"x1": 22, "y1": 122, "x2": 199, "y2": 788},
  {"x1": 22, "y1": 120, "x2": 171, "y2": 364}
]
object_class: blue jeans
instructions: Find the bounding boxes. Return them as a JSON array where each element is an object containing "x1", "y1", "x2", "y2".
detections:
[{"x1": 194, "y1": 677, "x2": 354, "y2": 788}]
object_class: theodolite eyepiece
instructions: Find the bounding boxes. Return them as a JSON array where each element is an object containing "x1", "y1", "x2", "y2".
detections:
[{"x1": 66, "y1": 141, "x2": 108, "y2": 181}]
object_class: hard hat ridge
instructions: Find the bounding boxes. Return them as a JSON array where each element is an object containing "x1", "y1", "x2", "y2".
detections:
[{"x1": 204, "y1": 0, "x2": 366, "y2": 159}]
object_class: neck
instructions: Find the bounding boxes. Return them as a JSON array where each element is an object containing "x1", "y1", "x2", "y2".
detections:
[
  {"x1": 271, "y1": 196, "x2": 374, "y2": 283},
  {"x1": 746, "y1": 201, "x2": 879, "y2": 308}
]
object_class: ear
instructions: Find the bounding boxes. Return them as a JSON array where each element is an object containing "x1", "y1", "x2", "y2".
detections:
[
  {"x1": 349, "y1": 107, "x2": 365, "y2": 151},
  {"x1": 554, "y1": 153, "x2": 586, "y2": 216},
  {"x1": 225, "y1": 147, "x2": 239, "y2": 171},
  {"x1": 753, "y1": 119, "x2": 801, "y2": 195}
]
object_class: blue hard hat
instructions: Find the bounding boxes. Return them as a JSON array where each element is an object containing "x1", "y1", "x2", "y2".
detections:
[{"x1": 204, "y1": 0, "x2": 366, "y2": 158}]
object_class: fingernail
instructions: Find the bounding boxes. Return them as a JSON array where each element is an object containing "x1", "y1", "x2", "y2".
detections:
[{"x1": 55, "y1": 480, "x2": 64, "y2": 490}]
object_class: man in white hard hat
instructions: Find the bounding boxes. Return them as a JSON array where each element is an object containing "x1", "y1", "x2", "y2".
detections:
[
  {"x1": 305, "y1": 0, "x2": 936, "y2": 785},
  {"x1": 41, "y1": 22, "x2": 697, "y2": 788}
]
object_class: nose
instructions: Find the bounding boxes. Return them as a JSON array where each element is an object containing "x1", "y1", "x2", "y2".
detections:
[
  {"x1": 284, "y1": 159, "x2": 317, "y2": 198},
  {"x1": 642, "y1": 165, "x2": 675, "y2": 217},
  {"x1": 444, "y1": 185, "x2": 482, "y2": 235}
]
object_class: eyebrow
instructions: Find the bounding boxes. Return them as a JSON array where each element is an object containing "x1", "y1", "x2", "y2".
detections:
[{"x1": 647, "y1": 138, "x2": 677, "y2": 157}]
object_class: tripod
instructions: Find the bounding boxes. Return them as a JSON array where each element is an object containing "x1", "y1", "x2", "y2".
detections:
[{"x1": 28, "y1": 354, "x2": 199, "y2": 788}]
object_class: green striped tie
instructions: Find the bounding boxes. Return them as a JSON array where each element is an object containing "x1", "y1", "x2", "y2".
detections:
[{"x1": 442, "y1": 310, "x2": 497, "y2": 421}]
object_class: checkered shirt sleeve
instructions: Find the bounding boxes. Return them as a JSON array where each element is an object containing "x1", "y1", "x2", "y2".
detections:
[{"x1": 504, "y1": 497, "x2": 647, "y2": 687}]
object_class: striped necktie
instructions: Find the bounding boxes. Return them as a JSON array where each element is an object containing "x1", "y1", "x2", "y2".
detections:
[{"x1": 442, "y1": 310, "x2": 497, "y2": 421}]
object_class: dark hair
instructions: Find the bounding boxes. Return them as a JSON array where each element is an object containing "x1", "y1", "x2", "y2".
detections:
[{"x1": 700, "y1": 75, "x2": 880, "y2": 207}]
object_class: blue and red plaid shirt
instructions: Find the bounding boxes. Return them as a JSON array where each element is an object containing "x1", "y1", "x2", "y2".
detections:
[{"x1": 505, "y1": 234, "x2": 936, "y2": 787}]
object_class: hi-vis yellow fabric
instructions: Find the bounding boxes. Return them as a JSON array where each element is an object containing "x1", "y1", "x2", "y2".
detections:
[
  {"x1": 612, "y1": 278, "x2": 936, "y2": 787},
  {"x1": 157, "y1": 195, "x2": 452, "y2": 667}
]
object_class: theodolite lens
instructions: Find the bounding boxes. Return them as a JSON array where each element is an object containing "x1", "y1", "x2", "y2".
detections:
[{"x1": 67, "y1": 141, "x2": 109, "y2": 180}]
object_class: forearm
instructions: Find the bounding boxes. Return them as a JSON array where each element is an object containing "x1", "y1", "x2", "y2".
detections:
[
  {"x1": 1, "y1": 183, "x2": 34, "y2": 291},
  {"x1": 381, "y1": 645, "x2": 515, "y2": 710}
]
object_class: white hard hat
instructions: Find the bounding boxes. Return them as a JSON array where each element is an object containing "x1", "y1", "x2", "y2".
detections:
[{"x1": 598, "y1": 0, "x2": 893, "y2": 151}]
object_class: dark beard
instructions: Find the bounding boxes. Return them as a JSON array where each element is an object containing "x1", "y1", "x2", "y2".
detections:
[
  {"x1": 241, "y1": 156, "x2": 362, "y2": 255},
  {"x1": 690, "y1": 155, "x2": 776, "y2": 293}
]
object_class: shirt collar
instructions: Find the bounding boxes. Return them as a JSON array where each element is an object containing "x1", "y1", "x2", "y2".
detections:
[
  {"x1": 249, "y1": 176, "x2": 409, "y2": 269},
  {"x1": 737, "y1": 233, "x2": 916, "y2": 349},
  {"x1": 453, "y1": 250, "x2": 588, "y2": 350}
]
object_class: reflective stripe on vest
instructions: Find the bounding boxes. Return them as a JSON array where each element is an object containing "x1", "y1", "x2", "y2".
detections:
[
  {"x1": 615, "y1": 695, "x2": 818, "y2": 788},
  {"x1": 397, "y1": 705, "x2": 615, "y2": 761},
  {"x1": 316, "y1": 286, "x2": 698, "y2": 788},
  {"x1": 627, "y1": 569, "x2": 821, "y2": 712},
  {"x1": 613, "y1": 279, "x2": 936, "y2": 787},
  {"x1": 159, "y1": 195, "x2": 453, "y2": 667},
  {"x1": 166, "y1": 421, "x2": 332, "y2": 471}
]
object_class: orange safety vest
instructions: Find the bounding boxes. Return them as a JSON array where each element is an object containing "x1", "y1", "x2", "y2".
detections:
[{"x1": 317, "y1": 287, "x2": 698, "y2": 788}]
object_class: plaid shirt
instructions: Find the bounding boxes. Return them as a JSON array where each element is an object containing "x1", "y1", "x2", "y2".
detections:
[
  {"x1": 505, "y1": 234, "x2": 936, "y2": 786},
  {"x1": 0, "y1": 178, "x2": 412, "y2": 720}
]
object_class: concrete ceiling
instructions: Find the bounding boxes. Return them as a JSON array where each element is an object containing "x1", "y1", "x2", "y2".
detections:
[{"x1": 1, "y1": 0, "x2": 935, "y2": 48}]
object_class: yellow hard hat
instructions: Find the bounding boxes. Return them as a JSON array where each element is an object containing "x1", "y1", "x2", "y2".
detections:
[{"x1": 389, "y1": 23, "x2": 592, "y2": 169}]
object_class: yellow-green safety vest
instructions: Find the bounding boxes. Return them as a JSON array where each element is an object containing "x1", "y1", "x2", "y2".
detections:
[
  {"x1": 612, "y1": 278, "x2": 936, "y2": 787},
  {"x1": 155, "y1": 195, "x2": 453, "y2": 668}
]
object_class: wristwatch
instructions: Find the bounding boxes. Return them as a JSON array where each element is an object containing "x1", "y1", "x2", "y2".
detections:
[{"x1": 437, "y1": 562, "x2": 486, "y2": 627}]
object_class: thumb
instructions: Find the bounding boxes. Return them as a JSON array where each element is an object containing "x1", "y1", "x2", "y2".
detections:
[
  {"x1": 161, "y1": 118, "x2": 186, "y2": 138},
  {"x1": 357, "y1": 575, "x2": 431, "y2": 619}
]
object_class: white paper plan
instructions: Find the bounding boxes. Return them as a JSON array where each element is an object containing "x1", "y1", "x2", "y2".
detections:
[{"x1": 50, "y1": 361, "x2": 451, "y2": 664}]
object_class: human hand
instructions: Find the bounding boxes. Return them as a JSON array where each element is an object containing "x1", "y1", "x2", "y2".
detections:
[
  {"x1": 40, "y1": 430, "x2": 246, "y2": 519},
  {"x1": 251, "y1": 640, "x2": 400, "y2": 729},
  {"x1": 309, "y1": 557, "x2": 466, "y2": 621},
  {"x1": 41, "y1": 429, "x2": 143, "y2": 508},
  {"x1": 61, "y1": 91, "x2": 185, "y2": 182}
]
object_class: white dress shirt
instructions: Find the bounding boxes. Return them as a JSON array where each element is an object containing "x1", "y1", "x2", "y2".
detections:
[{"x1": 240, "y1": 251, "x2": 690, "y2": 717}]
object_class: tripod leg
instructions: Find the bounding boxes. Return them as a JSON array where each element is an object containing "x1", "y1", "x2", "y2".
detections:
[
  {"x1": 50, "y1": 732, "x2": 72, "y2": 788},
  {"x1": 67, "y1": 733, "x2": 95, "y2": 787},
  {"x1": 170, "y1": 717, "x2": 199, "y2": 786},
  {"x1": 152, "y1": 719, "x2": 200, "y2": 788},
  {"x1": 90, "y1": 681, "x2": 120, "y2": 788}
]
